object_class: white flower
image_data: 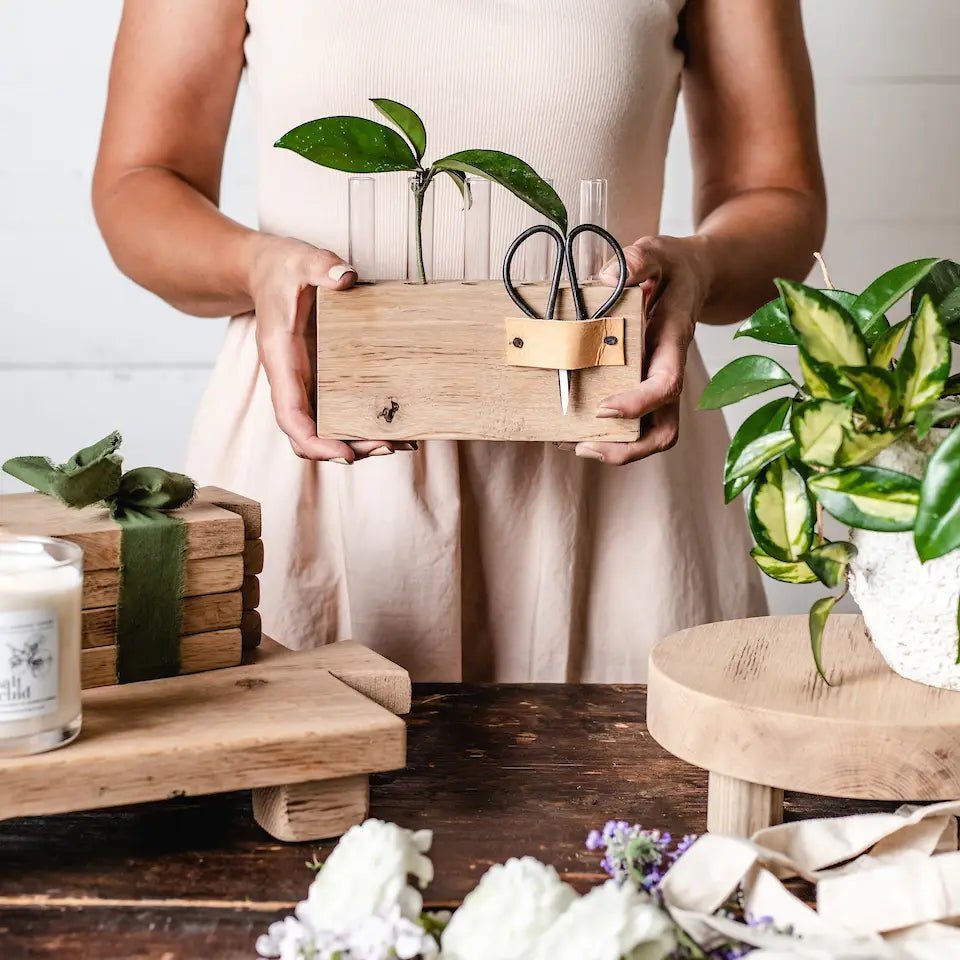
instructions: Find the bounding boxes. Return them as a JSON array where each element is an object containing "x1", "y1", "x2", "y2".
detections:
[
  {"x1": 532, "y1": 880, "x2": 675, "y2": 960},
  {"x1": 302, "y1": 819, "x2": 434, "y2": 931},
  {"x1": 441, "y1": 857, "x2": 577, "y2": 960},
  {"x1": 345, "y1": 904, "x2": 440, "y2": 960},
  {"x1": 256, "y1": 915, "x2": 346, "y2": 960}
]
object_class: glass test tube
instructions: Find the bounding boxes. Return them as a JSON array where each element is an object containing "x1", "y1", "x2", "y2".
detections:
[
  {"x1": 520, "y1": 178, "x2": 556, "y2": 282},
  {"x1": 577, "y1": 178, "x2": 609, "y2": 281},
  {"x1": 406, "y1": 174, "x2": 435, "y2": 282},
  {"x1": 348, "y1": 177, "x2": 376, "y2": 281},
  {"x1": 462, "y1": 177, "x2": 491, "y2": 281}
]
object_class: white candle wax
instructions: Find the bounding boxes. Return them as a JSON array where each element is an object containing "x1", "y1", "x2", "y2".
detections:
[{"x1": 0, "y1": 537, "x2": 82, "y2": 755}]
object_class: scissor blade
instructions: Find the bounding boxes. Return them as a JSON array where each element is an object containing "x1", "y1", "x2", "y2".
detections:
[{"x1": 558, "y1": 369, "x2": 570, "y2": 415}]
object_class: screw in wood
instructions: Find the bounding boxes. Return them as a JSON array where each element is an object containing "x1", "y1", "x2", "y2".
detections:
[
  {"x1": 604, "y1": 335, "x2": 618, "y2": 346},
  {"x1": 512, "y1": 337, "x2": 524, "y2": 349}
]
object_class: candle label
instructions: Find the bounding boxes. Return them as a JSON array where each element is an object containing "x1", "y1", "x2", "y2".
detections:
[{"x1": 0, "y1": 607, "x2": 59, "y2": 721}]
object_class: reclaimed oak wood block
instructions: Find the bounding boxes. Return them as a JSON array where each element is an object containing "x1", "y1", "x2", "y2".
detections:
[
  {"x1": 1, "y1": 641, "x2": 409, "y2": 834},
  {"x1": 82, "y1": 591, "x2": 242, "y2": 648},
  {"x1": 242, "y1": 574, "x2": 260, "y2": 610},
  {"x1": 196, "y1": 486, "x2": 262, "y2": 540},
  {"x1": 648, "y1": 614, "x2": 960, "y2": 835},
  {"x1": 316, "y1": 280, "x2": 645, "y2": 443},
  {"x1": 244, "y1": 538, "x2": 264, "y2": 575},
  {"x1": 82, "y1": 554, "x2": 245, "y2": 608},
  {"x1": 252, "y1": 774, "x2": 370, "y2": 842},
  {"x1": 81, "y1": 628, "x2": 242, "y2": 689},
  {"x1": 241, "y1": 609, "x2": 262, "y2": 650},
  {"x1": 0, "y1": 492, "x2": 244, "y2": 571}
]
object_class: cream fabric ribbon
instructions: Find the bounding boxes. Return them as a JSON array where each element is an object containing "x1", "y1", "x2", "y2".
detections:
[{"x1": 657, "y1": 801, "x2": 960, "y2": 959}]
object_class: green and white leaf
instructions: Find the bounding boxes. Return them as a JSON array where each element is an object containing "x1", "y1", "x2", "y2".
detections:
[
  {"x1": 748, "y1": 458, "x2": 815, "y2": 562},
  {"x1": 850, "y1": 258, "x2": 939, "y2": 344},
  {"x1": 911, "y1": 259, "x2": 960, "y2": 329},
  {"x1": 808, "y1": 466, "x2": 921, "y2": 531},
  {"x1": 810, "y1": 594, "x2": 838, "y2": 683},
  {"x1": 897, "y1": 294, "x2": 951, "y2": 421},
  {"x1": 869, "y1": 318, "x2": 910, "y2": 369},
  {"x1": 804, "y1": 540, "x2": 857, "y2": 588},
  {"x1": 798, "y1": 347, "x2": 853, "y2": 401},
  {"x1": 275, "y1": 117, "x2": 419, "y2": 173},
  {"x1": 725, "y1": 430, "x2": 796, "y2": 482},
  {"x1": 735, "y1": 289, "x2": 857, "y2": 345},
  {"x1": 916, "y1": 399, "x2": 960, "y2": 439},
  {"x1": 834, "y1": 427, "x2": 901, "y2": 466},
  {"x1": 839, "y1": 366, "x2": 900, "y2": 427},
  {"x1": 723, "y1": 397, "x2": 793, "y2": 502},
  {"x1": 370, "y1": 98, "x2": 427, "y2": 161},
  {"x1": 750, "y1": 547, "x2": 818, "y2": 584},
  {"x1": 777, "y1": 280, "x2": 868, "y2": 367},
  {"x1": 790, "y1": 399, "x2": 853, "y2": 467},
  {"x1": 699, "y1": 355, "x2": 795, "y2": 409},
  {"x1": 915, "y1": 427, "x2": 960, "y2": 561}
]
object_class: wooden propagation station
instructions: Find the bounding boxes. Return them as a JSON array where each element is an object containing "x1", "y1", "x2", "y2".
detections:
[
  {"x1": 316, "y1": 280, "x2": 645, "y2": 443},
  {"x1": 648, "y1": 615, "x2": 960, "y2": 836}
]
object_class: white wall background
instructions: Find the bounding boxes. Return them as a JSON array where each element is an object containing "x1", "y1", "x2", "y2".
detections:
[{"x1": 2, "y1": 1, "x2": 958, "y2": 616}]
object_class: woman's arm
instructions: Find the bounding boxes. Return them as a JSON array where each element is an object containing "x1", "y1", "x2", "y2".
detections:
[
  {"x1": 577, "y1": 0, "x2": 825, "y2": 465},
  {"x1": 93, "y1": 1, "x2": 403, "y2": 463}
]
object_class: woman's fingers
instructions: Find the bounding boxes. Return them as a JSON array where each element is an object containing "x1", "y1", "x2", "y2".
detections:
[
  {"x1": 599, "y1": 236, "x2": 664, "y2": 289},
  {"x1": 575, "y1": 401, "x2": 681, "y2": 466},
  {"x1": 307, "y1": 249, "x2": 358, "y2": 292}
]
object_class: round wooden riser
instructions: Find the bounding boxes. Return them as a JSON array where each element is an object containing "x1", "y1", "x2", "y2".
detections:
[{"x1": 647, "y1": 614, "x2": 960, "y2": 836}]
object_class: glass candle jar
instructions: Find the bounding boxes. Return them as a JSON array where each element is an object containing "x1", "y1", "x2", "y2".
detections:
[{"x1": 0, "y1": 535, "x2": 83, "y2": 756}]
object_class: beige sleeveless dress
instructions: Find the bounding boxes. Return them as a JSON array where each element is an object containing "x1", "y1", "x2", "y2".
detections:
[{"x1": 186, "y1": 0, "x2": 767, "y2": 681}]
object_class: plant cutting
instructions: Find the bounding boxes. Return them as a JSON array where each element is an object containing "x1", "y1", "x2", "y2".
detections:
[
  {"x1": 276, "y1": 98, "x2": 566, "y2": 283},
  {"x1": 700, "y1": 257, "x2": 960, "y2": 687}
]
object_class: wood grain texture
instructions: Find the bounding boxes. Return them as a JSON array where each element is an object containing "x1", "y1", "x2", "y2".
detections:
[
  {"x1": 316, "y1": 281, "x2": 644, "y2": 442},
  {"x1": 80, "y1": 628, "x2": 242, "y2": 689},
  {"x1": 195, "y1": 486, "x2": 262, "y2": 540},
  {"x1": 0, "y1": 494, "x2": 244, "y2": 572},
  {"x1": 0, "y1": 642, "x2": 407, "y2": 822},
  {"x1": 252, "y1": 775, "x2": 370, "y2": 842},
  {"x1": 244, "y1": 539, "x2": 264, "y2": 575},
  {"x1": 648, "y1": 614, "x2": 960, "y2": 800},
  {"x1": 82, "y1": 592, "x2": 242, "y2": 649},
  {"x1": 82, "y1": 555, "x2": 245, "y2": 608},
  {"x1": 707, "y1": 773, "x2": 784, "y2": 836},
  {"x1": 0, "y1": 684, "x2": 897, "y2": 958}
]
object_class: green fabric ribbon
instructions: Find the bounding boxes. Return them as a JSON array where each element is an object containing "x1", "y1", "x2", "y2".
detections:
[{"x1": 3, "y1": 432, "x2": 197, "y2": 683}]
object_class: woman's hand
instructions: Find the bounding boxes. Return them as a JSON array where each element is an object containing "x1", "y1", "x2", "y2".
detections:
[
  {"x1": 560, "y1": 235, "x2": 713, "y2": 466},
  {"x1": 248, "y1": 235, "x2": 414, "y2": 463}
]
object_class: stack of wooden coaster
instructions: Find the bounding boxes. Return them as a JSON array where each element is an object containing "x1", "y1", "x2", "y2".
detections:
[{"x1": 0, "y1": 485, "x2": 263, "y2": 689}]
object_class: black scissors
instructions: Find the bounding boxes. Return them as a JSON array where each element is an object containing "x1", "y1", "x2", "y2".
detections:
[{"x1": 502, "y1": 223, "x2": 629, "y2": 414}]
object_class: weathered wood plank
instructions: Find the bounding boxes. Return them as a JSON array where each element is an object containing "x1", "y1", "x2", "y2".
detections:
[{"x1": 316, "y1": 281, "x2": 644, "y2": 443}]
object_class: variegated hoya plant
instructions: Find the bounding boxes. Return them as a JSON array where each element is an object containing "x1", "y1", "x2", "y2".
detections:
[{"x1": 700, "y1": 258, "x2": 960, "y2": 680}]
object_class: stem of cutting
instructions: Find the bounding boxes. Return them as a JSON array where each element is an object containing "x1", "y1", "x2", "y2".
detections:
[{"x1": 410, "y1": 170, "x2": 430, "y2": 284}]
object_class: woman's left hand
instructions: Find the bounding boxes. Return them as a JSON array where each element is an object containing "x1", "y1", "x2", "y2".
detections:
[{"x1": 559, "y1": 234, "x2": 713, "y2": 466}]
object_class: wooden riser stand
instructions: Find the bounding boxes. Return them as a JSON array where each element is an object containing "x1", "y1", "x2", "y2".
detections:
[{"x1": 0, "y1": 640, "x2": 411, "y2": 843}]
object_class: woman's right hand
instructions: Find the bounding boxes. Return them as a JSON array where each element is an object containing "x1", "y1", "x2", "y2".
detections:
[{"x1": 247, "y1": 235, "x2": 413, "y2": 463}]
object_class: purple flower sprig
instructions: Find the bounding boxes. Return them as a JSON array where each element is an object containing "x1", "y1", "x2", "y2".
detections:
[{"x1": 585, "y1": 820, "x2": 698, "y2": 893}]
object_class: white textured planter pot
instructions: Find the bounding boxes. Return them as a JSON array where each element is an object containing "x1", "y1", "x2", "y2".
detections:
[{"x1": 848, "y1": 429, "x2": 960, "y2": 690}]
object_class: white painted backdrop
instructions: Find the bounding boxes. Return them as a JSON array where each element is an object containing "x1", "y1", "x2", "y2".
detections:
[{"x1": 2, "y1": 1, "x2": 958, "y2": 616}]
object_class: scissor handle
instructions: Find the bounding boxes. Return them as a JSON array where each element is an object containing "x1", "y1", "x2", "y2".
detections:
[
  {"x1": 502, "y1": 224, "x2": 565, "y2": 319},
  {"x1": 564, "y1": 223, "x2": 629, "y2": 320}
]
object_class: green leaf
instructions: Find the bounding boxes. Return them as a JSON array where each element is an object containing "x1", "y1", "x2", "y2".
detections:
[
  {"x1": 808, "y1": 466, "x2": 920, "y2": 531},
  {"x1": 915, "y1": 427, "x2": 960, "y2": 561},
  {"x1": 725, "y1": 430, "x2": 796, "y2": 483},
  {"x1": 440, "y1": 169, "x2": 472, "y2": 210},
  {"x1": 835, "y1": 427, "x2": 901, "y2": 466},
  {"x1": 810, "y1": 595, "x2": 838, "y2": 684},
  {"x1": 851, "y1": 258, "x2": 940, "y2": 340},
  {"x1": 434, "y1": 149, "x2": 567, "y2": 233},
  {"x1": 869, "y1": 318, "x2": 910, "y2": 369},
  {"x1": 723, "y1": 397, "x2": 793, "y2": 502},
  {"x1": 2, "y1": 455, "x2": 57, "y2": 495},
  {"x1": 897, "y1": 294, "x2": 950, "y2": 421},
  {"x1": 798, "y1": 348, "x2": 848, "y2": 401},
  {"x1": 911, "y1": 259, "x2": 960, "y2": 329},
  {"x1": 943, "y1": 373, "x2": 960, "y2": 397},
  {"x1": 790, "y1": 399, "x2": 853, "y2": 467},
  {"x1": 699, "y1": 356, "x2": 795, "y2": 410},
  {"x1": 750, "y1": 546, "x2": 818, "y2": 584},
  {"x1": 370, "y1": 98, "x2": 426, "y2": 161},
  {"x1": 778, "y1": 280, "x2": 868, "y2": 367},
  {"x1": 839, "y1": 366, "x2": 900, "y2": 427},
  {"x1": 748, "y1": 458, "x2": 814, "y2": 562},
  {"x1": 275, "y1": 117, "x2": 418, "y2": 173},
  {"x1": 804, "y1": 540, "x2": 857, "y2": 588},
  {"x1": 735, "y1": 289, "x2": 858, "y2": 345},
  {"x1": 916, "y1": 399, "x2": 960, "y2": 439}
]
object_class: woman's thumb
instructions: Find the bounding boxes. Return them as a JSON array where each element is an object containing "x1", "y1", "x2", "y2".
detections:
[{"x1": 312, "y1": 250, "x2": 358, "y2": 291}]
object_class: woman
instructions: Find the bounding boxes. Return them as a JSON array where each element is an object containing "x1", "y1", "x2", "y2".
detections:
[{"x1": 93, "y1": 1, "x2": 825, "y2": 682}]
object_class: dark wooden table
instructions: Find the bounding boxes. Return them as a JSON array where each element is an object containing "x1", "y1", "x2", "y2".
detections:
[{"x1": 1, "y1": 684, "x2": 890, "y2": 959}]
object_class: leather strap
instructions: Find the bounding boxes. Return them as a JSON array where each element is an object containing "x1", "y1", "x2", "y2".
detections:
[{"x1": 504, "y1": 316, "x2": 626, "y2": 370}]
